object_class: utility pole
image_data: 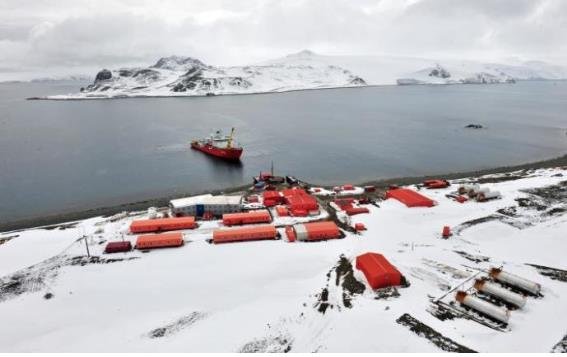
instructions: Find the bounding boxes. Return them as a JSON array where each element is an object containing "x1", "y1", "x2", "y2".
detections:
[{"x1": 82, "y1": 228, "x2": 91, "y2": 257}]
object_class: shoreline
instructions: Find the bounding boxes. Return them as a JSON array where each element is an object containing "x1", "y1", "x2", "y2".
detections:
[
  {"x1": 2, "y1": 153, "x2": 566, "y2": 233},
  {"x1": 26, "y1": 78, "x2": 559, "y2": 101}
]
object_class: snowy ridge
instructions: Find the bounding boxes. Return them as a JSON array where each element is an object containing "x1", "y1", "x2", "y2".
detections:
[{"x1": 1, "y1": 168, "x2": 566, "y2": 352}]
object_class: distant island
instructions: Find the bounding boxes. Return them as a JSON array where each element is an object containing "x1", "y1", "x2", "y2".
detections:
[{"x1": 36, "y1": 50, "x2": 567, "y2": 100}]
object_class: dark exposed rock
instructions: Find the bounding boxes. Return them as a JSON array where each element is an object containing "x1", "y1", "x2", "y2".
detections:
[
  {"x1": 349, "y1": 77, "x2": 367, "y2": 85},
  {"x1": 429, "y1": 65, "x2": 451, "y2": 79},
  {"x1": 229, "y1": 77, "x2": 252, "y2": 88},
  {"x1": 94, "y1": 69, "x2": 112, "y2": 82},
  {"x1": 172, "y1": 83, "x2": 186, "y2": 92},
  {"x1": 118, "y1": 69, "x2": 135, "y2": 77},
  {"x1": 397, "y1": 313, "x2": 476, "y2": 353},
  {"x1": 465, "y1": 124, "x2": 483, "y2": 129},
  {"x1": 132, "y1": 69, "x2": 160, "y2": 81}
]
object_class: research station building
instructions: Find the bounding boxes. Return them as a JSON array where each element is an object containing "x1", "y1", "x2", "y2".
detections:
[{"x1": 169, "y1": 194, "x2": 242, "y2": 217}]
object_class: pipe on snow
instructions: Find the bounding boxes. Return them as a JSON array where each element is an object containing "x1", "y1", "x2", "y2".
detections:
[
  {"x1": 474, "y1": 278, "x2": 527, "y2": 308},
  {"x1": 455, "y1": 291, "x2": 510, "y2": 323},
  {"x1": 489, "y1": 268, "x2": 541, "y2": 295}
]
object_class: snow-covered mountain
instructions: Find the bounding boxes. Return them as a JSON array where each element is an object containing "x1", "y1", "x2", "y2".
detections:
[
  {"x1": 44, "y1": 51, "x2": 366, "y2": 99},
  {"x1": 396, "y1": 61, "x2": 567, "y2": 85},
  {"x1": 42, "y1": 51, "x2": 567, "y2": 99}
]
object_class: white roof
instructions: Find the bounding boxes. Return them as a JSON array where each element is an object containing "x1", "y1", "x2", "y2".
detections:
[{"x1": 170, "y1": 194, "x2": 242, "y2": 208}]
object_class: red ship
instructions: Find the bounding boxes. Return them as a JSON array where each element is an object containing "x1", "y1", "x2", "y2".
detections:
[{"x1": 191, "y1": 128, "x2": 243, "y2": 161}]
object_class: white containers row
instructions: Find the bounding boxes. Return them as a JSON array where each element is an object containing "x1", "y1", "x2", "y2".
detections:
[
  {"x1": 474, "y1": 279, "x2": 527, "y2": 308},
  {"x1": 456, "y1": 291, "x2": 510, "y2": 323},
  {"x1": 477, "y1": 190, "x2": 501, "y2": 202},
  {"x1": 489, "y1": 268, "x2": 541, "y2": 295}
]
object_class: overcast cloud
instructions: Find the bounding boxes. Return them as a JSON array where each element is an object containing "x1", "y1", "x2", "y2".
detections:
[{"x1": 1, "y1": 0, "x2": 566, "y2": 80}]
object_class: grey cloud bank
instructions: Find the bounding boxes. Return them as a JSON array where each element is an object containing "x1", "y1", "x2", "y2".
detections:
[{"x1": 1, "y1": 0, "x2": 566, "y2": 81}]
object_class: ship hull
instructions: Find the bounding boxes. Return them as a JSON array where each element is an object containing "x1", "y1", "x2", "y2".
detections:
[{"x1": 191, "y1": 142, "x2": 243, "y2": 161}]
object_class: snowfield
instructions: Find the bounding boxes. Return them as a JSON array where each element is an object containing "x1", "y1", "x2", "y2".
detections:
[
  {"x1": 40, "y1": 51, "x2": 567, "y2": 100},
  {"x1": 1, "y1": 167, "x2": 566, "y2": 352}
]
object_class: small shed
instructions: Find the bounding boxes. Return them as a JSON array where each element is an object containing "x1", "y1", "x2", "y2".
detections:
[
  {"x1": 356, "y1": 252, "x2": 402, "y2": 289},
  {"x1": 345, "y1": 207, "x2": 370, "y2": 216},
  {"x1": 104, "y1": 241, "x2": 132, "y2": 254},
  {"x1": 294, "y1": 221, "x2": 340, "y2": 242}
]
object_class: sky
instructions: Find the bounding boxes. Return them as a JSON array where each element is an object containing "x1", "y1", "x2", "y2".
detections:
[{"x1": 1, "y1": 0, "x2": 566, "y2": 80}]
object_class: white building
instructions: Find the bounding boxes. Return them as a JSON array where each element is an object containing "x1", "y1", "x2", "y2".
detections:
[{"x1": 169, "y1": 194, "x2": 243, "y2": 217}]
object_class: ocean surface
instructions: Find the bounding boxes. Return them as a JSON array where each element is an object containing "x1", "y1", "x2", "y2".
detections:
[{"x1": 1, "y1": 80, "x2": 566, "y2": 223}]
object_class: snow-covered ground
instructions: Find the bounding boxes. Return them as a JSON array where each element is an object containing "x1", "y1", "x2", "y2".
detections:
[
  {"x1": 41, "y1": 51, "x2": 567, "y2": 99},
  {"x1": 1, "y1": 167, "x2": 566, "y2": 352}
]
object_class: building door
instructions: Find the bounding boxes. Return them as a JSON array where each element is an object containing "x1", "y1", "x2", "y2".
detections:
[{"x1": 196, "y1": 204, "x2": 205, "y2": 217}]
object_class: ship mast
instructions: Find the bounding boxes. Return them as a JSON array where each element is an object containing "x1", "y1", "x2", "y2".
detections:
[{"x1": 227, "y1": 127, "x2": 235, "y2": 149}]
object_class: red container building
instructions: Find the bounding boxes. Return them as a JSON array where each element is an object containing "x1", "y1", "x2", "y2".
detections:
[
  {"x1": 293, "y1": 221, "x2": 340, "y2": 242},
  {"x1": 385, "y1": 188, "x2": 435, "y2": 208},
  {"x1": 345, "y1": 207, "x2": 370, "y2": 216},
  {"x1": 104, "y1": 241, "x2": 132, "y2": 254},
  {"x1": 130, "y1": 217, "x2": 196, "y2": 233},
  {"x1": 222, "y1": 210, "x2": 271, "y2": 226},
  {"x1": 356, "y1": 252, "x2": 402, "y2": 289},
  {"x1": 285, "y1": 225, "x2": 296, "y2": 242},
  {"x1": 213, "y1": 225, "x2": 277, "y2": 244},
  {"x1": 135, "y1": 232, "x2": 184, "y2": 249},
  {"x1": 424, "y1": 179, "x2": 450, "y2": 189},
  {"x1": 263, "y1": 191, "x2": 283, "y2": 206},
  {"x1": 276, "y1": 206, "x2": 289, "y2": 217}
]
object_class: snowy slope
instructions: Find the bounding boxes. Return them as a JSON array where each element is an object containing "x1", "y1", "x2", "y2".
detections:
[{"x1": 1, "y1": 168, "x2": 566, "y2": 352}]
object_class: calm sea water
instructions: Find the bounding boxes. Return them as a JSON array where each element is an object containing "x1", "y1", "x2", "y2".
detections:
[{"x1": 1, "y1": 80, "x2": 566, "y2": 223}]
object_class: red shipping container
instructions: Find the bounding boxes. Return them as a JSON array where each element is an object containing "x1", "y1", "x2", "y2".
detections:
[
  {"x1": 213, "y1": 225, "x2": 277, "y2": 244},
  {"x1": 424, "y1": 180, "x2": 449, "y2": 189},
  {"x1": 223, "y1": 210, "x2": 271, "y2": 226},
  {"x1": 263, "y1": 199, "x2": 278, "y2": 207},
  {"x1": 356, "y1": 253, "x2": 402, "y2": 289},
  {"x1": 334, "y1": 198, "x2": 355, "y2": 207},
  {"x1": 285, "y1": 225, "x2": 296, "y2": 242},
  {"x1": 354, "y1": 223, "x2": 366, "y2": 231},
  {"x1": 364, "y1": 185, "x2": 376, "y2": 192},
  {"x1": 263, "y1": 190, "x2": 282, "y2": 200},
  {"x1": 385, "y1": 188, "x2": 435, "y2": 208},
  {"x1": 291, "y1": 209, "x2": 308, "y2": 217},
  {"x1": 442, "y1": 226, "x2": 451, "y2": 238},
  {"x1": 343, "y1": 184, "x2": 354, "y2": 190},
  {"x1": 276, "y1": 206, "x2": 289, "y2": 217},
  {"x1": 345, "y1": 207, "x2": 370, "y2": 216},
  {"x1": 104, "y1": 241, "x2": 132, "y2": 253},
  {"x1": 130, "y1": 217, "x2": 196, "y2": 233},
  {"x1": 136, "y1": 232, "x2": 184, "y2": 249},
  {"x1": 455, "y1": 195, "x2": 468, "y2": 203}
]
